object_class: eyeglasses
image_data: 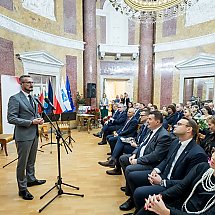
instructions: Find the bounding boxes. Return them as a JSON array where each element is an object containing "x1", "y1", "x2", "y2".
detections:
[
  {"x1": 22, "y1": 82, "x2": 34, "y2": 85},
  {"x1": 176, "y1": 122, "x2": 190, "y2": 127}
]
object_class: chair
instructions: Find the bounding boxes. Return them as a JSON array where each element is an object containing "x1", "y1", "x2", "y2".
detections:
[
  {"x1": 39, "y1": 124, "x2": 49, "y2": 142},
  {"x1": 167, "y1": 124, "x2": 172, "y2": 133},
  {"x1": 0, "y1": 134, "x2": 14, "y2": 156}
]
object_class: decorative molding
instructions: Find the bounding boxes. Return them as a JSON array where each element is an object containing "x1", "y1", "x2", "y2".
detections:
[
  {"x1": 175, "y1": 53, "x2": 215, "y2": 103},
  {"x1": 154, "y1": 33, "x2": 215, "y2": 53},
  {"x1": 19, "y1": 51, "x2": 64, "y2": 67},
  {"x1": 176, "y1": 53, "x2": 215, "y2": 70},
  {"x1": 22, "y1": 0, "x2": 56, "y2": 21},
  {"x1": 185, "y1": 0, "x2": 215, "y2": 26},
  {"x1": 19, "y1": 51, "x2": 64, "y2": 87},
  {"x1": 0, "y1": 14, "x2": 85, "y2": 50},
  {"x1": 98, "y1": 44, "x2": 139, "y2": 60},
  {"x1": 96, "y1": 9, "x2": 106, "y2": 17}
]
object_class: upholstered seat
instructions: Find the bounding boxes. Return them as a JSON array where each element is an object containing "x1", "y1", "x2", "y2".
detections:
[{"x1": 0, "y1": 134, "x2": 14, "y2": 156}]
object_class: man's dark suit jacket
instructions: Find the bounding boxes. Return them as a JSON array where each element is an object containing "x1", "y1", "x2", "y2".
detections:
[
  {"x1": 161, "y1": 162, "x2": 215, "y2": 215},
  {"x1": 157, "y1": 138, "x2": 208, "y2": 188},
  {"x1": 110, "y1": 111, "x2": 127, "y2": 130},
  {"x1": 133, "y1": 126, "x2": 172, "y2": 167},
  {"x1": 134, "y1": 109, "x2": 140, "y2": 120},
  {"x1": 117, "y1": 117, "x2": 138, "y2": 138},
  {"x1": 135, "y1": 124, "x2": 148, "y2": 145},
  {"x1": 121, "y1": 97, "x2": 130, "y2": 109}
]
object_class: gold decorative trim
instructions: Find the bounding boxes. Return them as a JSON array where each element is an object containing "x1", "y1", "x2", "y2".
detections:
[{"x1": 124, "y1": 0, "x2": 183, "y2": 11}]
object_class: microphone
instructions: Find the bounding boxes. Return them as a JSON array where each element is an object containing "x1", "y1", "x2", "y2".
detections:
[
  {"x1": 44, "y1": 98, "x2": 56, "y2": 110},
  {"x1": 34, "y1": 97, "x2": 44, "y2": 111}
]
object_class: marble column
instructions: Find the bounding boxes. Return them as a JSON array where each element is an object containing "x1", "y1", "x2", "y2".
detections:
[
  {"x1": 83, "y1": 0, "x2": 97, "y2": 107},
  {"x1": 138, "y1": 22, "x2": 154, "y2": 105}
]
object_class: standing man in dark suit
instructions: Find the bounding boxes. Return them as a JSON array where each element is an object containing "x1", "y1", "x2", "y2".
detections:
[
  {"x1": 119, "y1": 111, "x2": 172, "y2": 211},
  {"x1": 122, "y1": 92, "x2": 130, "y2": 109},
  {"x1": 7, "y1": 75, "x2": 46, "y2": 200},
  {"x1": 131, "y1": 117, "x2": 208, "y2": 214}
]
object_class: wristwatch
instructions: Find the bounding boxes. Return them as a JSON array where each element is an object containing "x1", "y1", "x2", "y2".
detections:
[{"x1": 160, "y1": 179, "x2": 165, "y2": 187}]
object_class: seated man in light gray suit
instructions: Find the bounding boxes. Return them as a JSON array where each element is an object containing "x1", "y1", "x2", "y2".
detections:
[{"x1": 7, "y1": 75, "x2": 46, "y2": 200}]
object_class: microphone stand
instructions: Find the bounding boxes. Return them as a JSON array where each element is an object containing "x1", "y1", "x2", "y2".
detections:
[
  {"x1": 38, "y1": 104, "x2": 84, "y2": 213},
  {"x1": 40, "y1": 110, "x2": 58, "y2": 152}
]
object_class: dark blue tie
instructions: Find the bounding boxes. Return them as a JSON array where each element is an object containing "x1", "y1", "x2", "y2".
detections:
[
  {"x1": 28, "y1": 95, "x2": 34, "y2": 108},
  {"x1": 163, "y1": 141, "x2": 181, "y2": 178},
  {"x1": 137, "y1": 130, "x2": 153, "y2": 157}
]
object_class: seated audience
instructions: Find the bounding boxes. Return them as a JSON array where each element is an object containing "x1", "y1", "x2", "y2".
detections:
[
  {"x1": 98, "y1": 108, "x2": 138, "y2": 174},
  {"x1": 175, "y1": 103, "x2": 184, "y2": 122},
  {"x1": 183, "y1": 108, "x2": 192, "y2": 120},
  {"x1": 191, "y1": 105, "x2": 202, "y2": 118},
  {"x1": 96, "y1": 103, "x2": 127, "y2": 145},
  {"x1": 114, "y1": 95, "x2": 120, "y2": 103},
  {"x1": 208, "y1": 102, "x2": 215, "y2": 115},
  {"x1": 128, "y1": 102, "x2": 134, "y2": 109},
  {"x1": 136, "y1": 154, "x2": 215, "y2": 215},
  {"x1": 131, "y1": 118, "x2": 207, "y2": 214},
  {"x1": 200, "y1": 115, "x2": 215, "y2": 157},
  {"x1": 201, "y1": 106, "x2": 213, "y2": 119},
  {"x1": 118, "y1": 111, "x2": 172, "y2": 211},
  {"x1": 163, "y1": 105, "x2": 178, "y2": 130},
  {"x1": 98, "y1": 109, "x2": 150, "y2": 175}
]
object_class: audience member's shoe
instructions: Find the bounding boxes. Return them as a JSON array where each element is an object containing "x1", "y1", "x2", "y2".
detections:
[
  {"x1": 27, "y1": 179, "x2": 46, "y2": 187},
  {"x1": 107, "y1": 152, "x2": 111, "y2": 155},
  {"x1": 98, "y1": 141, "x2": 107, "y2": 145},
  {"x1": 93, "y1": 132, "x2": 102, "y2": 138},
  {"x1": 19, "y1": 189, "x2": 34, "y2": 200},
  {"x1": 106, "y1": 168, "x2": 122, "y2": 175},
  {"x1": 98, "y1": 159, "x2": 115, "y2": 168},
  {"x1": 119, "y1": 198, "x2": 135, "y2": 211},
  {"x1": 120, "y1": 186, "x2": 126, "y2": 192}
]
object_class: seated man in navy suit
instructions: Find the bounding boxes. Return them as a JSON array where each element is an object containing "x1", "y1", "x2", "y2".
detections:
[
  {"x1": 98, "y1": 107, "x2": 139, "y2": 175},
  {"x1": 98, "y1": 109, "x2": 150, "y2": 175},
  {"x1": 125, "y1": 117, "x2": 208, "y2": 214},
  {"x1": 118, "y1": 111, "x2": 172, "y2": 211},
  {"x1": 97, "y1": 103, "x2": 127, "y2": 145}
]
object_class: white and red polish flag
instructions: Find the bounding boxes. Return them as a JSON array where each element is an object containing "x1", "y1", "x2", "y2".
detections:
[{"x1": 54, "y1": 83, "x2": 66, "y2": 114}]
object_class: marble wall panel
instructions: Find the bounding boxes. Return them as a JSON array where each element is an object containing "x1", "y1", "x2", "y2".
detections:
[
  {"x1": 64, "y1": 0, "x2": 76, "y2": 34},
  {"x1": 0, "y1": 0, "x2": 13, "y2": 10},
  {"x1": 197, "y1": 81, "x2": 203, "y2": 99},
  {"x1": 160, "y1": 57, "x2": 174, "y2": 108},
  {"x1": 100, "y1": 61, "x2": 137, "y2": 76},
  {"x1": 162, "y1": 17, "x2": 177, "y2": 37},
  {"x1": 184, "y1": 79, "x2": 194, "y2": 104},
  {"x1": 0, "y1": 37, "x2": 15, "y2": 132},
  {"x1": 128, "y1": 20, "x2": 136, "y2": 45},
  {"x1": 66, "y1": 55, "x2": 77, "y2": 105},
  {"x1": 100, "y1": 16, "x2": 106, "y2": 44}
]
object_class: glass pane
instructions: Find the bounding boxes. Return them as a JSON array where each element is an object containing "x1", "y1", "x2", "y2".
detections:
[{"x1": 184, "y1": 76, "x2": 215, "y2": 105}]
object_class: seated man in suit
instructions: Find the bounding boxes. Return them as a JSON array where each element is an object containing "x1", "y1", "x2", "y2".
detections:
[
  {"x1": 125, "y1": 117, "x2": 208, "y2": 214},
  {"x1": 98, "y1": 107, "x2": 139, "y2": 174},
  {"x1": 136, "y1": 157, "x2": 215, "y2": 215},
  {"x1": 119, "y1": 111, "x2": 172, "y2": 211},
  {"x1": 93, "y1": 103, "x2": 118, "y2": 137},
  {"x1": 97, "y1": 103, "x2": 127, "y2": 145}
]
